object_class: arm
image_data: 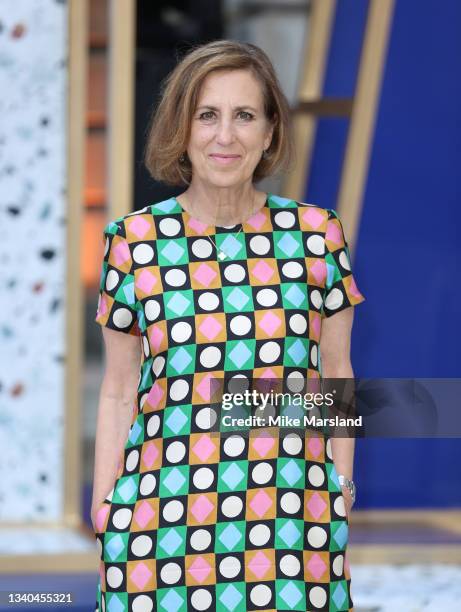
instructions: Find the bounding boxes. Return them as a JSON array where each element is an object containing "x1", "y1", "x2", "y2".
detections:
[
  {"x1": 90, "y1": 327, "x2": 142, "y2": 527},
  {"x1": 319, "y1": 305, "x2": 356, "y2": 518}
]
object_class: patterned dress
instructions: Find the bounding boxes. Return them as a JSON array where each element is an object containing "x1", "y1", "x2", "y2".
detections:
[{"x1": 93, "y1": 193, "x2": 365, "y2": 612}]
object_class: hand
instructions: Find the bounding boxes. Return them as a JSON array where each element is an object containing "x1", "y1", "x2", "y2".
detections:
[{"x1": 340, "y1": 485, "x2": 354, "y2": 521}]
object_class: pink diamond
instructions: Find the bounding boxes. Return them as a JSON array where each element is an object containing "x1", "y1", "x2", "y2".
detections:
[
  {"x1": 95, "y1": 504, "x2": 110, "y2": 532},
  {"x1": 199, "y1": 316, "x2": 222, "y2": 340},
  {"x1": 326, "y1": 220, "x2": 342, "y2": 245},
  {"x1": 252, "y1": 260, "x2": 274, "y2": 283},
  {"x1": 307, "y1": 492, "x2": 327, "y2": 520},
  {"x1": 143, "y1": 441, "x2": 159, "y2": 467},
  {"x1": 246, "y1": 210, "x2": 266, "y2": 231},
  {"x1": 188, "y1": 556, "x2": 212, "y2": 582},
  {"x1": 252, "y1": 433, "x2": 275, "y2": 457},
  {"x1": 191, "y1": 495, "x2": 214, "y2": 523},
  {"x1": 193, "y1": 263, "x2": 217, "y2": 287},
  {"x1": 130, "y1": 561, "x2": 152, "y2": 589},
  {"x1": 150, "y1": 325, "x2": 164, "y2": 351},
  {"x1": 134, "y1": 501, "x2": 155, "y2": 529},
  {"x1": 188, "y1": 217, "x2": 209, "y2": 234},
  {"x1": 113, "y1": 240, "x2": 131, "y2": 267},
  {"x1": 349, "y1": 276, "x2": 362, "y2": 298},
  {"x1": 250, "y1": 489, "x2": 272, "y2": 517},
  {"x1": 303, "y1": 208, "x2": 324, "y2": 229},
  {"x1": 307, "y1": 436, "x2": 322, "y2": 458},
  {"x1": 258, "y1": 311, "x2": 282, "y2": 336},
  {"x1": 311, "y1": 313, "x2": 321, "y2": 340},
  {"x1": 306, "y1": 553, "x2": 327, "y2": 580},
  {"x1": 196, "y1": 373, "x2": 216, "y2": 401},
  {"x1": 310, "y1": 260, "x2": 326, "y2": 284},
  {"x1": 136, "y1": 268, "x2": 157, "y2": 293},
  {"x1": 147, "y1": 382, "x2": 164, "y2": 409},
  {"x1": 97, "y1": 295, "x2": 108, "y2": 317},
  {"x1": 192, "y1": 434, "x2": 216, "y2": 462},
  {"x1": 128, "y1": 216, "x2": 152, "y2": 239},
  {"x1": 248, "y1": 551, "x2": 271, "y2": 578}
]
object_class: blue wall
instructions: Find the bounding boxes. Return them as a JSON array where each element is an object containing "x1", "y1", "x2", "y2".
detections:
[{"x1": 306, "y1": 0, "x2": 461, "y2": 507}]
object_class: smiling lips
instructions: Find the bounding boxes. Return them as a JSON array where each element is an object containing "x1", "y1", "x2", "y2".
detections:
[{"x1": 209, "y1": 154, "x2": 241, "y2": 165}]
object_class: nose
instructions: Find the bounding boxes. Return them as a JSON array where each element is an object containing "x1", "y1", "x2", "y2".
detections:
[{"x1": 215, "y1": 117, "x2": 235, "y2": 145}]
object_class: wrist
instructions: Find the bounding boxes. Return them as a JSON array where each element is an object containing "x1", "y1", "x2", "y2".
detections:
[{"x1": 338, "y1": 474, "x2": 356, "y2": 505}]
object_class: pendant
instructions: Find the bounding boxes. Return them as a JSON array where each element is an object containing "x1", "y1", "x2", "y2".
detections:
[{"x1": 218, "y1": 251, "x2": 227, "y2": 261}]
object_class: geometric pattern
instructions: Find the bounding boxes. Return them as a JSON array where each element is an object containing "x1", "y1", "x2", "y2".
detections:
[{"x1": 94, "y1": 194, "x2": 365, "y2": 611}]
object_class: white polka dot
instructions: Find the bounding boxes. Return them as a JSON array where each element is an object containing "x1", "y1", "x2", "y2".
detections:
[
  {"x1": 250, "y1": 584, "x2": 272, "y2": 606},
  {"x1": 249, "y1": 235, "x2": 271, "y2": 255},
  {"x1": 146, "y1": 414, "x2": 161, "y2": 437},
  {"x1": 228, "y1": 374, "x2": 249, "y2": 394},
  {"x1": 279, "y1": 554, "x2": 301, "y2": 576},
  {"x1": 255, "y1": 288, "x2": 278, "y2": 307},
  {"x1": 219, "y1": 556, "x2": 241, "y2": 578},
  {"x1": 259, "y1": 341, "x2": 280, "y2": 363},
  {"x1": 311, "y1": 344, "x2": 318, "y2": 366},
  {"x1": 126, "y1": 449, "x2": 139, "y2": 472},
  {"x1": 165, "y1": 268, "x2": 187, "y2": 287},
  {"x1": 131, "y1": 534, "x2": 153, "y2": 557},
  {"x1": 223, "y1": 435, "x2": 245, "y2": 457},
  {"x1": 106, "y1": 269, "x2": 119, "y2": 291},
  {"x1": 104, "y1": 236, "x2": 110, "y2": 257},
  {"x1": 325, "y1": 287, "x2": 344, "y2": 310},
  {"x1": 286, "y1": 371, "x2": 305, "y2": 393},
  {"x1": 289, "y1": 314, "x2": 307, "y2": 335},
  {"x1": 132, "y1": 595, "x2": 153, "y2": 612},
  {"x1": 334, "y1": 495, "x2": 347, "y2": 517},
  {"x1": 169, "y1": 379, "x2": 189, "y2": 401},
  {"x1": 249, "y1": 523, "x2": 271, "y2": 546},
  {"x1": 282, "y1": 433, "x2": 303, "y2": 455},
  {"x1": 339, "y1": 251, "x2": 351, "y2": 270},
  {"x1": 195, "y1": 407, "x2": 217, "y2": 430},
  {"x1": 332, "y1": 554, "x2": 344, "y2": 576},
  {"x1": 152, "y1": 356, "x2": 165, "y2": 377},
  {"x1": 112, "y1": 307, "x2": 134, "y2": 329},
  {"x1": 309, "y1": 585, "x2": 327, "y2": 608},
  {"x1": 282, "y1": 261, "x2": 304, "y2": 279},
  {"x1": 308, "y1": 465, "x2": 325, "y2": 486},
  {"x1": 223, "y1": 263, "x2": 246, "y2": 283},
  {"x1": 306, "y1": 235, "x2": 325, "y2": 256},
  {"x1": 281, "y1": 491, "x2": 302, "y2": 514},
  {"x1": 192, "y1": 238, "x2": 213, "y2": 259},
  {"x1": 142, "y1": 336, "x2": 150, "y2": 358},
  {"x1": 133, "y1": 243, "x2": 154, "y2": 264},
  {"x1": 162, "y1": 499, "x2": 184, "y2": 522},
  {"x1": 193, "y1": 467, "x2": 215, "y2": 490},
  {"x1": 307, "y1": 526, "x2": 328, "y2": 548},
  {"x1": 190, "y1": 588, "x2": 212, "y2": 610},
  {"x1": 145, "y1": 299, "x2": 160, "y2": 321},
  {"x1": 310, "y1": 289, "x2": 323, "y2": 310},
  {"x1": 190, "y1": 529, "x2": 211, "y2": 551},
  {"x1": 166, "y1": 441, "x2": 186, "y2": 463},
  {"x1": 170, "y1": 321, "x2": 192, "y2": 343},
  {"x1": 221, "y1": 495, "x2": 243, "y2": 518},
  {"x1": 198, "y1": 292, "x2": 220, "y2": 311},
  {"x1": 106, "y1": 566, "x2": 123, "y2": 588},
  {"x1": 274, "y1": 211, "x2": 296, "y2": 228},
  {"x1": 159, "y1": 217, "x2": 181, "y2": 237},
  {"x1": 229, "y1": 314, "x2": 252, "y2": 336},
  {"x1": 252, "y1": 461, "x2": 273, "y2": 484},
  {"x1": 199, "y1": 346, "x2": 221, "y2": 368},
  {"x1": 326, "y1": 438, "x2": 333, "y2": 460},
  {"x1": 112, "y1": 507, "x2": 133, "y2": 530},
  {"x1": 139, "y1": 473, "x2": 156, "y2": 496},
  {"x1": 160, "y1": 562, "x2": 182, "y2": 584}
]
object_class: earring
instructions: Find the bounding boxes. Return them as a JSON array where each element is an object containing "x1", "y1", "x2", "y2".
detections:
[
  {"x1": 262, "y1": 149, "x2": 269, "y2": 159},
  {"x1": 179, "y1": 153, "x2": 186, "y2": 163}
]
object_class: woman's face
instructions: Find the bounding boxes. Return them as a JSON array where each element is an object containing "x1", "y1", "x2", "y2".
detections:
[{"x1": 187, "y1": 69, "x2": 274, "y2": 188}]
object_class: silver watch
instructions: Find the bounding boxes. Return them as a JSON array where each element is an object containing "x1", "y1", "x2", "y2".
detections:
[{"x1": 338, "y1": 474, "x2": 356, "y2": 504}]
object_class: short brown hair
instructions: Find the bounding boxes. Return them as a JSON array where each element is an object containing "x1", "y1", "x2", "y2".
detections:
[{"x1": 144, "y1": 39, "x2": 295, "y2": 186}]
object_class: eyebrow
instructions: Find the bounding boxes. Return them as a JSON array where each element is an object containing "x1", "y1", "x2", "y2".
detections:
[{"x1": 196, "y1": 105, "x2": 258, "y2": 113}]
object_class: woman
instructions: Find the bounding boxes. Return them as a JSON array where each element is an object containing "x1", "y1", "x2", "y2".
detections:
[{"x1": 92, "y1": 40, "x2": 365, "y2": 612}]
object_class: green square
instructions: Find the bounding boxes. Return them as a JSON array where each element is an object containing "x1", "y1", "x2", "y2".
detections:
[
  {"x1": 330, "y1": 579, "x2": 350, "y2": 611},
  {"x1": 326, "y1": 462, "x2": 342, "y2": 492},
  {"x1": 106, "y1": 592, "x2": 128, "y2": 611},
  {"x1": 156, "y1": 525, "x2": 187, "y2": 558},
  {"x1": 126, "y1": 414, "x2": 144, "y2": 447},
  {"x1": 157, "y1": 237, "x2": 189, "y2": 266},
  {"x1": 166, "y1": 345, "x2": 196, "y2": 376},
  {"x1": 215, "y1": 232, "x2": 247, "y2": 261},
  {"x1": 275, "y1": 518, "x2": 304, "y2": 550},
  {"x1": 222, "y1": 285, "x2": 254, "y2": 313},
  {"x1": 283, "y1": 336, "x2": 310, "y2": 368},
  {"x1": 268, "y1": 194, "x2": 297, "y2": 209},
  {"x1": 159, "y1": 465, "x2": 190, "y2": 497},
  {"x1": 164, "y1": 290, "x2": 195, "y2": 319},
  {"x1": 162, "y1": 405, "x2": 192, "y2": 437},
  {"x1": 114, "y1": 272, "x2": 136, "y2": 305},
  {"x1": 276, "y1": 457, "x2": 305, "y2": 488},
  {"x1": 224, "y1": 339, "x2": 255, "y2": 371},
  {"x1": 216, "y1": 582, "x2": 247, "y2": 612},
  {"x1": 275, "y1": 579, "x2": 306, "y2": 611},
  {"x1": 215, "y1": 520, "x2": 246, "y2": 552},
  {"x1": 273, "y1": 230, "x2": 304, "y2": 259},
  {"x1": 112, "y1": 474, "x2": 139, "y2": 504},
  {"x1": 156, "y1": 586, "x2": 188, "y2": 612},
  {"x1": 139, "y1": 357, "x2": 153, "y2": 393},
  {"x1": 330, "y1": 520, "x2": 349, "y2": 552},
  {"x1": 218, "y1": 460, "x2": 248, "y2": 492},
  {"x1": 103, "y1": 531, "x2": 129, "y2": 562},
  {"x1": 281, "y1": 283, "x2": 309, "y2": 310}
]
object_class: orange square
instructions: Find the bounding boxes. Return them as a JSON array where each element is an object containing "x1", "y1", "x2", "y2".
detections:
[
  {"x1": 248, "y1": 428, "x2": 279, "y2": 460},
  {"x1": 192, "y1": 371, "x2": 223, "y2": 405},
  {"x1": 147, "y1": 320, "x2": 168, "y2": 354},
  {"x1": 244, "y1": 205, "x2": 272, "y2": 233},
  {"x1": 187, "y1": 492, "x2": 218, "y2": 526},
  {"x1": 135, "y1": 266, "x2": 163, "y2": 297},
  {"x1": 140, "y1": 439, "x2": 163, "y2": 471},
  {"x1": 107, "y1": 233, "x2": 131, "y2": 274},
  {"x1": 254, "y1": 308, "x2": 286, "y2": 339},
  {"x1": 244, "y1": 548, "x2": 276, "y2": 582},
  {"x1": 125, "y1": 213, "x2": 157, "y2": 241},
  {"x1": 143, "y1": 378, "x2": 167, "y2": 413},
  {"x1": 297, "y1": 205, "x2": 327, "y2": 233},
  {"x1": 304, "y1": 433, "x2": 325, "y2": 462},
  {"x1": 248, "y1": 258, "x2": 280, "y2": 286},
  {"x1": 189, "y1": 432, "x2": 220, "y2": 464},
  {"x1": 195, "y1": 313, "x2": 227, "y2": 344},
  {"x1": 126, "y1": 559, "x2": 157, "y2": 592},
  {"x1": 304, "y1": 489, "x2": 331, "y2": 523},
  {"x1": 185, "y1": 553, "x2": 217, "y2": 585},
  {"x1": 189, "y1": 261, "x2": 221, "y2": 290},
  {"x1": 309, "y1": 311, "x2": 321, "y2": 342},
  {"x1": 306, "y1": 257, "x2": 327, "y2": 289},
  {"x1": 130, "y1": 498, "x2": 159, "y2": 532},
  {"x1": 303, "y1": 550, "x2": 330, "y2": 583},
  {"x1": 246, "y1": 487, "x2": 276, "y2": 520}
]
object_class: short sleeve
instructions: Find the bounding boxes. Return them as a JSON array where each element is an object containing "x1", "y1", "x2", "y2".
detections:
[
  {"x1": 95, "y1": 220, "x2": 140, "y2": 335},
  {"x1": 322, "y1": 208, "x2": 366, "y2": 318}
]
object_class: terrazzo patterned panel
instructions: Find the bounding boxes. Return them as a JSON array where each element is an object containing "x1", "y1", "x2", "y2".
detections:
[{"x1": 0, "y1": 0, "x2": 69, "y2": 521}]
